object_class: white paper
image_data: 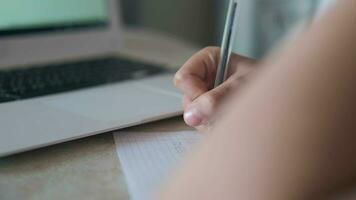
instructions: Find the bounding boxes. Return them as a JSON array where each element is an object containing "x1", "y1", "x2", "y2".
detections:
[{"x1": 113, "y1": 131, "x2": 201, "y2": 200}]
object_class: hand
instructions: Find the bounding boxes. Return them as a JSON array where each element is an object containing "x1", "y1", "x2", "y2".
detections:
[{"x1": 174, "y1": 47, "x2": 257, "y2": 130}]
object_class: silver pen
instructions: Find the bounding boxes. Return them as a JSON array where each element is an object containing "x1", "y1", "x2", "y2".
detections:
[{"x1": 214, "y1": 0, "x2": 239, "y2": 87}]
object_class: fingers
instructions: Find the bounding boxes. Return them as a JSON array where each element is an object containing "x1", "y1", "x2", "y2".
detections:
[
  {"x1": 175, "y1": 46, "x2": 258, "y2": 130},
  {"x1": 183, "y1": 73, "x2": 244, "y2": 128},
  {"x1": 174, "y1": 47, "x2": 220, "y2": 100},
  {"x1": 174, "y1": 47, "x2": 256, "y2": 101}
]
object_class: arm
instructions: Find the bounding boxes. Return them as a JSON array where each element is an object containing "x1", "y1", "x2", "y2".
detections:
[{"x1": 159, "y1": 1, "x2": 356, "y2": 199}]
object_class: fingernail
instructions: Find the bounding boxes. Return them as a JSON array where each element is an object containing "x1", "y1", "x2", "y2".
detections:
[{"x1": 184, "y1": 107, "x2": 203, "y2": 127}]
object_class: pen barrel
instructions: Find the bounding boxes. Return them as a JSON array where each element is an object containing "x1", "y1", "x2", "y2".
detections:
[{"x1": 214, "y1": 0, "x2": 239, "y2": 87}]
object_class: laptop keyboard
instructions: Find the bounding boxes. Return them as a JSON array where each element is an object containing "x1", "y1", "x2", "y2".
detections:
[{"x1": 0, "y1": 57, "x2": 169, "y2": 104}]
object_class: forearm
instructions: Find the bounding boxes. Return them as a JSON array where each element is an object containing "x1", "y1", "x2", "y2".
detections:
[{"x1": 159, "y1": 1, "x2": 356, "y2": 199}]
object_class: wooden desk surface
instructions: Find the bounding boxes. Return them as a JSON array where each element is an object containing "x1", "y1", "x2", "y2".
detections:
[{"x1": 0, "y1": 28, "x2": 197, "y2": 200}]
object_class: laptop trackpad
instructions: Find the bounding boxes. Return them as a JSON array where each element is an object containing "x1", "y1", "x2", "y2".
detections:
[{"x1": 43, "y1": 83, "x2": 181, "y2": 123}]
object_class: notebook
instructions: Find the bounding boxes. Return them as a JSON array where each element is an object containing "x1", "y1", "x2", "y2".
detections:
[{"x1": 113, "y1": 130, "x2": 202, "y2": 200}]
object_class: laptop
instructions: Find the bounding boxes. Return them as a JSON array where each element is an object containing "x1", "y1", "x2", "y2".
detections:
[{"x1": 0, "y1": 0, "x2": 183, "y2": 157}]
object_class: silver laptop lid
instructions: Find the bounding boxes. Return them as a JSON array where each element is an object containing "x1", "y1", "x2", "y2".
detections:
[{"x1": 0, "y1": 0, "x2": 122, "y2": 69}]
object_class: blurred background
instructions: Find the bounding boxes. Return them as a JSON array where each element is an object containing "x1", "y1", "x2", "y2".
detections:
[
  {"x1": 120, "y1": 0, "x2": 222, "y2": 46},
  {"x1": 120, "y1": 0, "x2": 333, "y2": 59}
]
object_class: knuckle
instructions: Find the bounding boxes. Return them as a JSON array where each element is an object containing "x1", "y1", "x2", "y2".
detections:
[
  {"x1": 202, "y1": 46, "x2": 213, "y2": 52},
  {"x1": 173, "y1": 72, "x2": 185, "y2": 86},
  {"x1": 203, "y1": 46, "x2": 219, "y2": 51},
  {"x1": 201, "y1": 47, "x2": 220, "y2": 69},
  {"x1": 202, "y1": 46, "x2": 220, "y2": 56}
]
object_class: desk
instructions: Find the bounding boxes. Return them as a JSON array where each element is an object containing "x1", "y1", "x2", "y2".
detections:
[{"x1": 0, "y1": 28, "x2": 197, "y2": 200}]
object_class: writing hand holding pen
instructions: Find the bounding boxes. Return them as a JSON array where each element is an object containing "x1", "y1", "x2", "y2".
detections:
[{"x1": 174, "y1": 47, "x2": 256, "y2": 131}]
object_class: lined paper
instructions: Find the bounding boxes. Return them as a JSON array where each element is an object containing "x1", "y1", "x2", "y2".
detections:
[{"x1": 113, "y1": 131, "x2": 201, "y2": 200}]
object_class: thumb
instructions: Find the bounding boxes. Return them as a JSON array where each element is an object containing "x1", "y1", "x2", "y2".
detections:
[{"x1": 183, "y1": 73, "x2": 243, "y2": 128}]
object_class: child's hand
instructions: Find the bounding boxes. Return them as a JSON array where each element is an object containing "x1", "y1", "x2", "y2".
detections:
[{"x1": 174, "y1": 47, "x2": 257, "y2": 130}]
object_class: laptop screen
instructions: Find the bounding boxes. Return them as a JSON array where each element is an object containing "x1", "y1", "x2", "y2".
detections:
[{"x1": 0, "y1": 0, "x2": 109, "y2": 37}]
